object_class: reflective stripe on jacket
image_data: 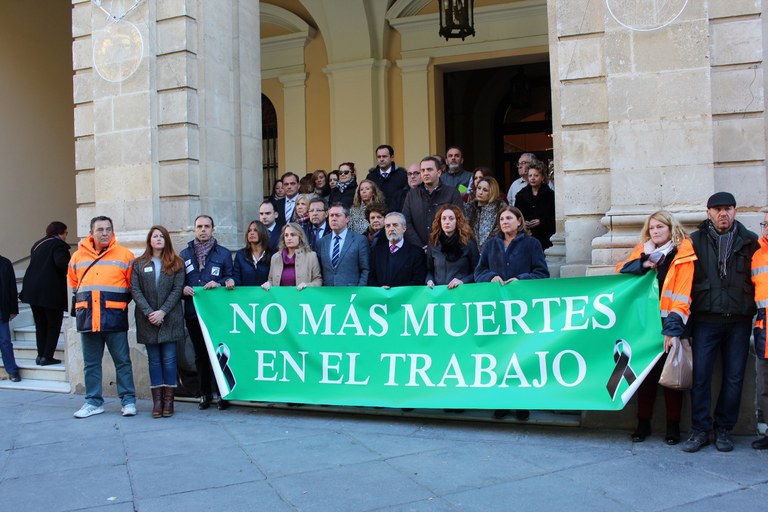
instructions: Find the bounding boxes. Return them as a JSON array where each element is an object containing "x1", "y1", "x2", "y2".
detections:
[
  {"x1": 68, "y1": 236, "x2": 134, "y2": 333},
  {"x1": 616, "y1": 238, "x2": 696, "y2": 323},
  {"x1": 752, "y1": 237, "x2": 768, "y2": 309}
]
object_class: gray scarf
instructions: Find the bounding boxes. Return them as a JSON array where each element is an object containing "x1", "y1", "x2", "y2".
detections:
[{"x1": 705, "y1": 220, "x2": 735, "y2": 278}]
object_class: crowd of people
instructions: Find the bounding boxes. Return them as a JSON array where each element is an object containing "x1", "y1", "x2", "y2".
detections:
[{"x1": 2, "y1": 144, "x2": 767, "y2": 455}]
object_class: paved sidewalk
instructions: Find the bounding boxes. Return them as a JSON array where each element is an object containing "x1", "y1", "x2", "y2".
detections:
[{"x1": 1, "y1": 389, "x2": 767, "y2": 511}]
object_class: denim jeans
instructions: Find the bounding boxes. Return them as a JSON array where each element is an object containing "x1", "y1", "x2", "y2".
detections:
[
  {"x1": 0, "y1": 319, "x2": 19, "y2": 375},
  {"x1": 145, "y1": 342, "x2": 177, "y2": 387},
  {"x1": 81, "y1": 331, "x2": 136, "y2": 407},
  {"x1": 690, "y1": 320, "x2": 752, "y2": 432}
]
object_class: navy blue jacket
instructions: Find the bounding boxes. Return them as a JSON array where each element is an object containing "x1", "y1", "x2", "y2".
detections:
[
  {"x1": 474, "y1": 233, "x2": 549, "y2": 282},
  {"x1": 180, "y1": 240, "x2": 233, "y2": 318},
  {"x1": 232, "y1": 248, "x2": 271, "y2": 287}
]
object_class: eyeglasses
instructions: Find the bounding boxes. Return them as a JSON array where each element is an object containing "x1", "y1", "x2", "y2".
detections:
[
  {"x1": 308, "y1": 208, "x2": 326, "y2": 214},
  {"x1": 339, "y1": 170, "x2": 352, "y2": 176},
  {"x1": 407, "y1": 171, "x2": 420, "y2": 176},
  {"x1": 761, "y1": 222, "x2": 768, "y2": 229},
  {"x1": 517, "y1": 161, "x2": 531, "y2": 167}
]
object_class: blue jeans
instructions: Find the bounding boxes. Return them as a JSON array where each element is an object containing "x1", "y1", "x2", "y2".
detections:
[
  {"x1": 145, "y1": 342, "x2": 177, "y2": 387},
  {"x1": 0, "y1": 319, "x2": 19, "y2": 375},
  {"x1": 690, "y1": 320, "x2": 752, "y2": 432},
  {"x1": 81, "y1": 331, "x2": 135, "y2": 407}
]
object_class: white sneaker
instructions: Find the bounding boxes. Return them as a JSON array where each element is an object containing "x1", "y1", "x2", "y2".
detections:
[
  {"x1": 121, "y1": 403, "x2": 137, "y2": 416},
  {"x1": 74, "y1": 403, "x2": 105, "y2": 419}
]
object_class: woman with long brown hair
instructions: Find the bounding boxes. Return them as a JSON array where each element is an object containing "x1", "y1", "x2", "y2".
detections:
[
  {"x1": 426, "y1": 205, "x2": 479, "y2": 289},
  {"x1": 475, "y1": 205, "x2": 549, "y2": 422},
  {"x1": 233, "y1": 220, "x2": 272, "y2": 286},
  {"x1": 130, "y1": 225, "x2": 186, "y2": 418}
]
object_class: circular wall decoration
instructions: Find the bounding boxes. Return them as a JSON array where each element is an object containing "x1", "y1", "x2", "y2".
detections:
[
  {"x1": 605, "y1": 0, "x2": 689, "y2": 32},
  {"x1": 92, "y1": 19, "x2": 144, "y2": 82}
]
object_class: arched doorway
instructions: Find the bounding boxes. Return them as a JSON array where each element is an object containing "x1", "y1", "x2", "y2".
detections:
[{"x1": 262, "y1": 94, "x2": 278, "y2": 198}]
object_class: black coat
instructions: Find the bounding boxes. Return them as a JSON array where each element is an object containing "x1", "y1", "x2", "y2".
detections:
[
  {"x1": 369, "y1": 241, "x2": 426, "y2": 287},
  {"x1": 329, "y1": 180, "x2": 357, "y2": 209},
  {"x1": 20, "y1": 235, "x2": 71, "y2": 311},
  {"x1": 366, "y1": 165, "x2": 409, "y2": 213},
  {"x1": 0, "y1": 255, "x2": 19, "y2": 322},
  {"x1": 515, "y1": 185, "x2": 556, "y2": 250}
]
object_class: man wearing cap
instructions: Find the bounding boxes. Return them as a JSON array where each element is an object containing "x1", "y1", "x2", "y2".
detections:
[{"x1": 682, "y1": 192, "x2": 759, "y2": 453}]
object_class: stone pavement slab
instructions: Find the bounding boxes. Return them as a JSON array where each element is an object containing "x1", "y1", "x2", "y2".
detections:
[{"x1": 1, "y1": 389, "x2": 767, "y2": 512}]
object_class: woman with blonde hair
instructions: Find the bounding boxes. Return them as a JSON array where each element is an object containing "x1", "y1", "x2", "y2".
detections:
[
  {"x1": 617, "y1": 210, "x2": 696, "y2": 445},
  {"x1": 262, "y1": 222, "x2": 322, "y2": 291},
  {"x1": 130, "y1": 225, "x2": 186, "y2": 418},
  {"x1": 349, "y1": 179, "x2": 387, "y2": 234},
  {"x1": 426, "y1": 204, "x2": 479, "y2": 289},
  {"x1": 465, "y1": 176, "x2": 504, "y2": 252}
]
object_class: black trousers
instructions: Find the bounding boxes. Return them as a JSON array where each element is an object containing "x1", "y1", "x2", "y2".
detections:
[
  {"x1": 185, "y1": 316, "x2": 217, "y2": 398},
  {"x1": 31, "y1": 306, "x2": 64, "y2": 359}
]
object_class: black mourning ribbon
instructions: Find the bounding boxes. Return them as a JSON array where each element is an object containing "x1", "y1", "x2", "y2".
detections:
[
  {"x1": 217, "y1": 343, "x2": 237, "y2": 393},
  {"x1": 606, "y1": 339, "x2": 636, "y2": 400}
]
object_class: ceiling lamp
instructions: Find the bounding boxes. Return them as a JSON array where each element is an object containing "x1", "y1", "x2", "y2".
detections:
[{"x1": 439, "y1": 0, "x2": 475, "y2": 40}]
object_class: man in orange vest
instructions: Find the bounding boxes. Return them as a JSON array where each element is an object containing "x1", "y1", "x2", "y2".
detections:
[
  {"x1": 683, "y1": 192, "x2": 759, "y2": 453},
  {"x1": 752, "y1": 211, "x2": 768, "y2": 449},
  {"x1": 68, "y1": 216, "x2": 136, "y2": 419}
]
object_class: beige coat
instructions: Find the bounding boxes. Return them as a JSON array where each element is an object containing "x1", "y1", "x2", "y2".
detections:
[{"x1": 267, "y1": 248, "x2": 322, "y2": 287}]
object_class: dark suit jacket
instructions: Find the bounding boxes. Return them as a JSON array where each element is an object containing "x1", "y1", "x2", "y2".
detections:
[
  {"x1": 273, "y1": 195, "x2": 299, "y2": 230},
  {"x1": 317, "y1": 230, "x2": 370, "y2": 286},
  {"x1": 266, "y1": 225, "x2": 281, "y2": 252},
  {"x1": 304, "y1": 220, "x2": 332, "y2": 253},
  {"x1": 20, "y1": 235, "x2": 71, "y2": 310},
  {"x1": 369, "y1": 240, "x2": 426, "y2": 287}
]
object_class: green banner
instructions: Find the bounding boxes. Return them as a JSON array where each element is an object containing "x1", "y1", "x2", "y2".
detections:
[{"x1": 193, "y1": 273, "x2": 663, "y2": 410}]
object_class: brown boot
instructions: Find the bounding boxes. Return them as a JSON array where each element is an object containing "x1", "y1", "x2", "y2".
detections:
[
  {"x1": 151, "y1": 387, "x2": 163, "y2": 418},
  {"x1": 162, "y1": 386, "x2": 175, "y2": 417}
]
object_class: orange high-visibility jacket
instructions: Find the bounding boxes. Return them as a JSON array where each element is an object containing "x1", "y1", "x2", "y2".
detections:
[
  {"x1": 752, "y1": 237, "x2": 768, "y2": 309},
  {"x1": 616, "y1": 238, "x2": 697, "y2": 325},
  {"x1": 68, "y1": 236, "x2": 134, "y2": 333}
]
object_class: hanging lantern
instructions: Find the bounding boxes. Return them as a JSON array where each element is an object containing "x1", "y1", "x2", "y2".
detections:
[{"x1": 439, "y1": 0, "x2": 475, "y2": 40}]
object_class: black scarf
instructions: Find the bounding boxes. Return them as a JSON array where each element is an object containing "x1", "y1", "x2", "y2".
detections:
[{"x1": 439, "y1": 231, "x2": 463, "y2": 263}]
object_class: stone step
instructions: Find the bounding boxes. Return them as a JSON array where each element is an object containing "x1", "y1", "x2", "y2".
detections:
[
  {"x1": 13, "y1": 325, "x2": 65, "y2": 344},
  {"x1": 2, "y1": 358, "x2": 67, "y2": 381},
  {"x1": 11, "y1": 340, "x2": 65, "y2": 360},
  {"x1": 0, "y1": 377, "x2": 70, "y2": 393}
]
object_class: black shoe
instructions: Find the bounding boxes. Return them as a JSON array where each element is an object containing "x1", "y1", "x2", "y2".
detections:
[
  {"x1": 682, "y1": 430, "x2": 710, "y2": 453},
  {"x1": 515, "y1": 409, "x2": 530, "y2": 421},
  {"x1": 39, "y1": 357, "x2": 62, "y2": 366},
  {"x1": 217, "y1": 399, "x2": 229, "y2": 410},
  {"x1": 9, "y1": 373, "x2": 21, "y2": 382},
  {"x1": 751, "y1": 435, "x2": 768, "y2": 450},
  {"x1": 198, "y1": 395, "x2": 212, "y2": 410},
  {"x1": 35, "y1": 356, "x2": 42, "y2": 365},
  {"x1": 632, "y1": 419, "x2": 651, "y2": 442},
  {"x1": 715, "y1": 428, "x2": 734, "y2": 452},
  {"x1": 665, "y1": 421, "x2": 680, "y2": 445},
  {"x1": 493, "y1": 409, "x2": 510, "y2": 419}
]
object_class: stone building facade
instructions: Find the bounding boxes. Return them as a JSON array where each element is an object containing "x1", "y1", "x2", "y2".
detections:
[{"x1": 1, "y1": 1, "x2": 765, "y2": 429}]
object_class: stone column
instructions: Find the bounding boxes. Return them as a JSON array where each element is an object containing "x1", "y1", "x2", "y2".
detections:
[
  {"x1": 324, "y1": 58, "x2": 390, "y2": 170},
  {"x1": 69, "y1": 0, "x2": 261, "y2": 398},
  {"x1": 398, "y1": 57, "x2": 432, "y2": 165},
  {"x1": 279, "y1": 72, "x2": 308, "y2": 172}
]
